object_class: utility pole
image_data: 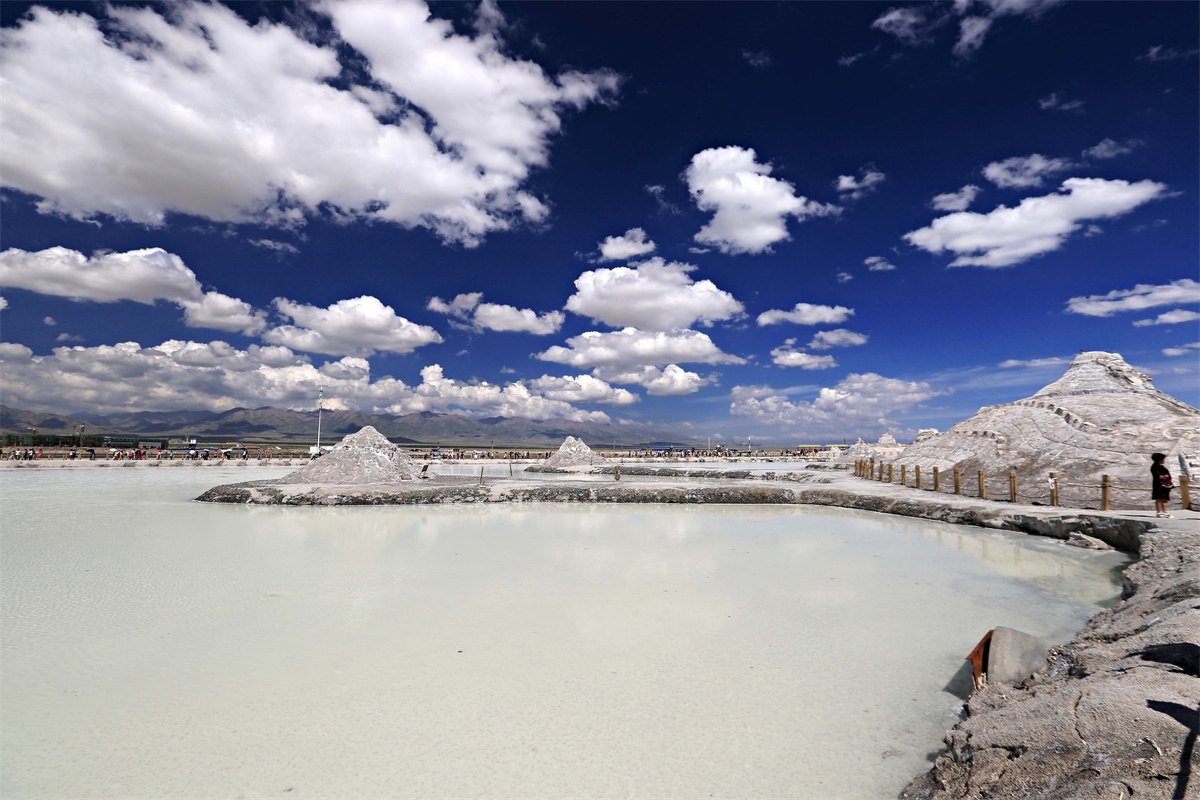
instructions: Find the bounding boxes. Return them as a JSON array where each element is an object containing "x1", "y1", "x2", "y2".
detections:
[{"x1": 316, "y1": 388, "x2": 324, "y2": 456}]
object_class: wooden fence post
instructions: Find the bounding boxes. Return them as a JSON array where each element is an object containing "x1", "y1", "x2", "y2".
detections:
[
  {"x1": 1009, "y1": 470, "x2": 1017, "y2": 503},
  {"x1": 915, "y1": 465, "x2": 922, "y2": 489},
  {"x1": 933, "y1": 466, "x2": 941, "y2": 492},
  {"x1": 954, "y1": 467, "x2": 961, "y2": 495},
  {"x1": 878, "y1": 462, "x2": 885, "y2": 481},
  {"x1": 1101, "y1": 474, "x2": 1111, "y2": 511},
  {"x1": 1049, "y1": 472, "x2": 1059, "y2": 506},
  {"x1": 869, "y1": 457, "x2": 876, "y2": 479},
  {"x1": 887, "y1": 464, "x2": 893, "y2": 483},
  {"x1": 901, "y1": 464, "x2": 907, "y2": 486},
  {"x1": 978, "y1": 470, "x2": 987, "y2": 500},
  {"x1": 1180, "y1": 474, "x2": 1191, "y2": 511}
]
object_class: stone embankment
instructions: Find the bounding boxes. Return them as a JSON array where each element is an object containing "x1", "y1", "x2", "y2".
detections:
[
  {"x1": 902, "y1": 521, "x2": 1197, "y2": 800},
  {"x1": 194, "y1": 468, "x2": 1197, "y2": 800}
]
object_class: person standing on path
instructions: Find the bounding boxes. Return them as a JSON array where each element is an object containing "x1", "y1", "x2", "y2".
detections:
[{"x1": 1151, "y1": 452, "x2": 1174, "y2": 518}]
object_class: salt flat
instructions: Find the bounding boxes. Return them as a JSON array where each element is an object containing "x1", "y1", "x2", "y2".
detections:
[{"x1": 1, "y1": 467, "x2": 1128, "y2": 799}]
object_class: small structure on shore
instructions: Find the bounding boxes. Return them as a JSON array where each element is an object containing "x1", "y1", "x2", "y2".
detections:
[
  {"x1": 279, "y1": 426, "x2": 420, "y2": 484},
  {"x1": 539, "y1": 436, "x2": 609, "y2": 468}
]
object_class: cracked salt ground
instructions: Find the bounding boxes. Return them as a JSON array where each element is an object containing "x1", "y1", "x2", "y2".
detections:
[{"x1": 2, "y1": 468, "x2": 1130, "y2": 800}]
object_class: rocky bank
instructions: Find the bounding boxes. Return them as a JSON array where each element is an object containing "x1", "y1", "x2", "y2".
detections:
[{"x1": 902, "y1": 521, "x2": 1198, "y2": 800}]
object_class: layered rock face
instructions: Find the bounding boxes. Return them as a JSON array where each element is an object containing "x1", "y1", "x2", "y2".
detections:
[
  {"x1": 542, "y1": 436, "x2": 608, "y2": 468},
  {"x1": 893, "y1": 351, "x2": 1199, "y2": 509},
  {"x1": 279, "y1": 426, "x2": 420, "y2": 484}
]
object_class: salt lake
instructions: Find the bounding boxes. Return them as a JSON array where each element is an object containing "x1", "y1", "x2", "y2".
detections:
[{"x1": 1, "y1": 466, "x2": 1130, "y2": 799}]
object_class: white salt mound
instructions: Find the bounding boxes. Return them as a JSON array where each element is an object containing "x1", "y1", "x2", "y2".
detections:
[
  {"x1": 543, "y1": 436, "x2": 608, "y2": 468},
  {"x1": 893, "y1": 350, "x2": 1200, "y2": 507},
  {"x1": 280, "y1": 426, "x2": 419, "y2": 484}
]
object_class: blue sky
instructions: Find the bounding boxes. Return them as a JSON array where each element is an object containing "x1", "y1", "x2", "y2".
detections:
[{"x1": 1, "y1": 0, "x2": 1197, "y2": 444}]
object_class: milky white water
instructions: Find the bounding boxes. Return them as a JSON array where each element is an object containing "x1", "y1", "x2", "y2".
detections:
[{"x1": 1, "y1": 467, "x2": 1129, "y2": 799}]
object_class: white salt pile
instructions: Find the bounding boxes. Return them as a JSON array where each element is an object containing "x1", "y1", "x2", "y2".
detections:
[
  {"x1": 279, "y1": 426, "x2": 420, "y2": 484},
  {"x1": 542, "y1": 436, "x2": 608, "y2": 468}
]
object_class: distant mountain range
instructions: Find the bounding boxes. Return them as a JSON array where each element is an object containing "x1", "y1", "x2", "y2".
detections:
[{"x1": 0, "y1": 404, "x2": 700, "y2": 448}]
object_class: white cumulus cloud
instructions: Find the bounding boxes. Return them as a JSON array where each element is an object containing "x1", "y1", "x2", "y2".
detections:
[
  {"x1": 180, "y1": 292, "x2": 267, "y2": 335},
  {"x1": 538, "y1": 328, "x2": 744, "y2": 370},
  {"x1": 597, "y1": 228, "x2": 657, "y2": 261},
  {"x1": 265, "y1": 295, "x2": 442, "y2": 356},
  {"x1": 472, "y1": 304, "x2": 564, "y2": 335},
  {"x1": 0, "y1": 337, "x2": 619, "y2": 421},
  {"x1": 1083, "y1": 139, "x2": 1140, "y2": 160},
  {"x1": 408, "y1": 364, "x2": 611, "y2": 422},
  {"x1": 593, "y1": 364, "x2": 714, "y2": 396},
  {"x1": 757, "y1": 302, "x2": 854, "y2": 327},
  {"x1": 1066, "y1": 279, "x2": 1200, "y2": 317},
  {"x1": 1163, "y1": 342, "x2": 1200, "y2": 357},
  {"x1": 1, "y1": 247, "x2": 203, "y2": 304},
  {"x1": 872, "y1": 0, "x2": 1064, "y2": 57},
  {"x1": 685, "y1": 146, "x2": 839, "y2": 255},
  {"x1": 427, "y1": 292, "x2": 562, "y2": 335},
  {"x1": 0, "y1": 1, "x2": 618, "y2": 245},
  {"x1": 904, "y1": 177, "x2": 1169, "y2": 267},
  {"x1": 983, "y1": 154, "x2": 1073, "y2": 188},
  {"x1": 997, "y1": 356, "x2": 1070, "y2": 368},
  {"x1": 730, "y1": 373, "x2": 943, "y2": 437},
  {"x1": 0, "y1": 246, "x2": 265, "y2": 334},
  {"x1": 835, "y1": 166, "x2": 886, "y2": 201},
  {"x1": 566, "y1": 258, "x2": 743, "y2": 330},
  {"x1": 1132, "y1": 309, "x2": 1200, "y2": 327},
  {"x1": 807, "y1": 329, "x2": 869, "y2": 350},
  {"x1": 931, "y1": 184, "x2": 982, "y2": 211},
  {"x1": 427, "y1": 293, "x2": 483, "y2": 319},
  {"x1": 872, "y1": 6, "x2": 945, "y2": 45},
  {"x1": 864, "y1": 256, "x2": 896, "y2": 272},
  {"x1": 249, "y1": 239, "x2": 300, "y2": 256},
  {"x1": 525, "y1": 374, "x2": 639, "y2": 405},
  {"x1": 769, "y1": 340, "x2": 837, "y2": 369}
]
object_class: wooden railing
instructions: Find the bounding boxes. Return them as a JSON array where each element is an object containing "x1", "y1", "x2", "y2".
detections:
[{"x1": 854, "y1": 459, "x2": 1193, "y2": 511}]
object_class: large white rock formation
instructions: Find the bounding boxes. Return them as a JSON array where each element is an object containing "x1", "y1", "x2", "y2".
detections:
[
  {"x1": 280, "y1": 426, "x2": 420, "y2": 484},
  {"x1": 542, "y1": 436, "x2": 608, "y2": 468},
  {"x1": 892, "y1": 351, "x2": 1199, "y2": 508}
]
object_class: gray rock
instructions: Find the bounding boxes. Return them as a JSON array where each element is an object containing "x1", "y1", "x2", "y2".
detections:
[
  {"x1": 986, "y1": 626, "x2": 1053, "y2": 686},
  {"x1": 1066, "y1": 531, "x2": 1115, "y2": 550}
]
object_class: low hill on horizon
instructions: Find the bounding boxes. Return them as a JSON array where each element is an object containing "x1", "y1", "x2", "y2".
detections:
[{"x1": 0, "y1": 403, "x2": 700, "y2": 448}]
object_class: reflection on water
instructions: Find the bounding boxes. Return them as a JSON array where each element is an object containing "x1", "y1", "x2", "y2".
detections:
[{"x1": 2, "y1": 468, "x2": 1129, "y2": 800}]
